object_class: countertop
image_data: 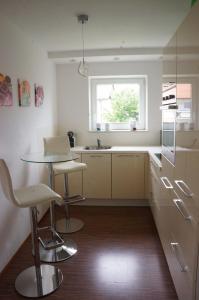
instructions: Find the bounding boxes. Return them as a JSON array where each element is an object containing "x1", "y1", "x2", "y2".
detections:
[
  {"x1": 72, "y1": 146, "x2": 162, "y2": 168},
  {"x1": 72, "y1": 146, "x2": 161, "y2": 154}
]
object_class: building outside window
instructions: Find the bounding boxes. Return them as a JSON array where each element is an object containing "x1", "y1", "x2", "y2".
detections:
[{"x1": 89, "y1": 76, "x2": 148, "y2": 131}]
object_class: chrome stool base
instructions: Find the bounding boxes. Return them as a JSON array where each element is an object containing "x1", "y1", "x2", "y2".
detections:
[
  {"x1": 56, "y1": 217, "x2": 84, "y2": 233},
  {"x1": 15, "y1": 264, "x2": 63, "y2": 298},
  {"x1": 39, "y1": 239, "x2": 77, "y2": 262}
]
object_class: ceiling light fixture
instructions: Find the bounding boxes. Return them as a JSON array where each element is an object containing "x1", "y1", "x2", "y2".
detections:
[{"x1": 77, "y1": 14, "x2": 89, "y2": 77}]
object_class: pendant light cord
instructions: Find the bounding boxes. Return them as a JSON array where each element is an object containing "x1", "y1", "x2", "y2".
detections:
[{"x1": 81, "y1": 21, "x2": 85, "y2": 64}]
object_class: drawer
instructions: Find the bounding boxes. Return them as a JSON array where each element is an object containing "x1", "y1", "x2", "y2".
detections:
[
  {"x1": 166, "y1": 231, "x2": 195, "y2": 300},
  {"x1": 174, "y1": 179, "x2": 199, "y2": 223},
  {"x1": 169, "y1": 189, "x2": 198, "y2": 283}
]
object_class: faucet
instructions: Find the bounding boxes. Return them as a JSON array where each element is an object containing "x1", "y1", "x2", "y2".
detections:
[{"x1": 97, "y1": 138, "x2": 101, "y2": 148}]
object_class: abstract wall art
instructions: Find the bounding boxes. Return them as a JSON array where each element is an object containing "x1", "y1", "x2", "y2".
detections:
[
  {"x1": 0, "y1": 73, "x2": 13, "y2": 106},
  {"x1": 18, "y1": 79, "x2": 31, "y2": 106},
  {"x1": 34, "y1": 84, "x2": 44, "y2": 107}
]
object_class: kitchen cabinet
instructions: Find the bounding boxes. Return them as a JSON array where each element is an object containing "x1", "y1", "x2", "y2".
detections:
[
  {"x1": 150, "y1": 152, "x2": 198, "y2": 300},
  {"x1": 156, "y1": 156, "x2": 174, "y2": 257},
  {"x1": 149, "y1": 156, "x2": 161, "y2": 226},
  {"x1": 161, "y1": 155, "x2": 197, "y2": 300},
  {"x1": 155, "y1": 3, "x2": 199, "y2": 299},
  {"x1": 112, "y1": 153, "x2": 145, "y2": 199},
  {"x1": 82, "y1": 153, "x2": 111, "y2": 198},
  {"x1": 162, "y1": 33, "x2": 177, "y2": 85}
]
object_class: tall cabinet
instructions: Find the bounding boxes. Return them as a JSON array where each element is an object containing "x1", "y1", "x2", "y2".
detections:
[{"x1": 150, "y1": 2, "x2": 199, "y2": 300}]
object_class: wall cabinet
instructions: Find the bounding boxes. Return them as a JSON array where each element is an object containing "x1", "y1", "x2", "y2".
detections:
[
  {"x1": 112, "y1": 153, "x2": 145, "y2": 199},
  {"x1": 82, "y1": 153, "x2": 111, "y2": 198}
]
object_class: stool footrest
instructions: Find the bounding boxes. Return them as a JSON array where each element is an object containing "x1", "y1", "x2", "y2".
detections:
[
  {"x1": 38, "y1": 228, "x2": 64, "y2": 250},
  {"x1": 63, "y1": 195, "x2": 85, "y2": 205}
]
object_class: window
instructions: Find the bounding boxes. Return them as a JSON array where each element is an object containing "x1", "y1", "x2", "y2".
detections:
[{"x1": 89, "y1": 76, "x2": 147, "y2": 131}]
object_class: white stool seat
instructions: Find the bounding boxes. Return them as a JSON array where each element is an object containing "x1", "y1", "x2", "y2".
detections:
[
  {"x1": 14, "y1": 183, "x2": 62, "y2": 207},
  {"x1": 53, "y1": 160, "x2": 87, "y2": 175}
]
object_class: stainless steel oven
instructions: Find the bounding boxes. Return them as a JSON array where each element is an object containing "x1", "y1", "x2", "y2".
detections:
[
  {"x1": 161, "y1": 105, "x2": 177, "y2": 165},
  {"x1": 161, "y1": 82, "x2": 178, "y2": 165}
]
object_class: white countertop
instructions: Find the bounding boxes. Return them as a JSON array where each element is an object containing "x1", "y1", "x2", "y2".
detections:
[
  {"x1": 72, "y1": 145, "x2": 163, "y2": 168},
  {"x1": 72, "y1": 146, "x2": 161, "y2": 153}
]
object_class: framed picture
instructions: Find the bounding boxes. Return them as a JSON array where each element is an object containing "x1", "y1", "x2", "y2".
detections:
[
  {"x1": 0, "y1": 73, "x2": 13, "y2": 106},
  {"x1": 18, "y1": 79, "x2": 31, "y2": 106},
  {"x1": 35, "y1": 84, "x2": 44, "y2": 107}
]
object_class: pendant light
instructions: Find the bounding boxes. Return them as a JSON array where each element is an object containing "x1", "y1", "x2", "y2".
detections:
[{"x1": 77, "y1": 14, "x2": 89, "y2": 77}]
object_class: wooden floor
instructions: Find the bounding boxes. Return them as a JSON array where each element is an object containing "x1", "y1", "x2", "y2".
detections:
[{"x1": 0, "y1": 206, "x2": 178, "y2": 300}]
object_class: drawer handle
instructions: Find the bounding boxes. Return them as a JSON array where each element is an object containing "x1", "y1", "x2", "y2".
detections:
[
  {"x1": 160, "y1": 177, "x2": 173, "y2": 189},
  {"x1": 89, "y1": 155, "x2": 104, "y2": 158},
  {"x1": 117, "y1": 155, "x2": 140, "y2": 158},
  {"x1": 175, "y1": 180, "x2": 194, "y2": 198},
  {"x1": 170, "y1": 242, "x2": 188, "y2": 272},
  {"x1": 173, "y1": 199, "x2": 192, "y2": 221}
]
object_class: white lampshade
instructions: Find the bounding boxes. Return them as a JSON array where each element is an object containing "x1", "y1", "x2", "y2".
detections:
[{"x1": 78, "y1": 60, "x2": 89, "y2": 77}]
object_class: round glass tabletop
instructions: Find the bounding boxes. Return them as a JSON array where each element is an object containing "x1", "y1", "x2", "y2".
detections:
[{"x1": 21, "y1": 152, "x2": 79, "y2": 163}]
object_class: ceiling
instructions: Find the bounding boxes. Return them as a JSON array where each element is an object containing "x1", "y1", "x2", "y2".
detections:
[{"x1": 0, "y1": 0, "x2": 191, "y2": 62}]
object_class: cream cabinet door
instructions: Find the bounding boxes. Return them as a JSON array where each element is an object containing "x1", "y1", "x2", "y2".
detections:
[
  {"x1": 82, "y1": 153, "x2": 111, "y2": 199},
  {"x1": 112, "y1": 153, "x2": 145, "y2": 199}
]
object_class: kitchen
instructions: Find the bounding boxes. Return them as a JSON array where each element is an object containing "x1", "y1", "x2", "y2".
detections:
[{"x1": 0, "y1": 0, "x2": 199, "y2": 299}]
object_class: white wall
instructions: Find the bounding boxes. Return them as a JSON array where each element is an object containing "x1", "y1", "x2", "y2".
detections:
[
  {"x1": 56, "y1": 61, "x2": 162, "y2": 146},
  {"x1": 0, "y1": 14, "x2": 57, "y2": 272}
]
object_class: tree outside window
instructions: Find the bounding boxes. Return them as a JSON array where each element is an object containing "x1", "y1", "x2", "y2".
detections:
[{"x1": 89, "y1": 77, "x2": 147, "y2": 131}]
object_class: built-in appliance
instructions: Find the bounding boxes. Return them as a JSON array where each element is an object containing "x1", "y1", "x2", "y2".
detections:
[
  {"x1": 161, "y1": 82, "x2": 178, "y2": 165},
  {"x1": 162, "y1": 82, "x2": 176, "y2": 105}
]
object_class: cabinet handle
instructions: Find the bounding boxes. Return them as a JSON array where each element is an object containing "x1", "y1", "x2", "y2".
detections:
[
  {"x1": 160, "y1": 177, "x2": 173, "y2": 189},
  {"x1": 175, "y1": 180, "x2": 194, "y2": 198},
  {"x1": 117, "y1": 155, "x2": 140, "y2": 158},
  {"x1": 170, "y1": 242, "x2": 188, "y2": 272},
  {"x1": 173, "y1": 199, "x2": 192, "y2": 221},
  {"x1": 89, "y1": 155, "x2": 104, "y2": 158}
]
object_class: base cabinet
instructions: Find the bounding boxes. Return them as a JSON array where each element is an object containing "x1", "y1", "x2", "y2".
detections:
[
  {"x1": 82, "y1": 153, "x2": 111, "y2": 198},
  {"x1": 150, "y1": 154, "x2": 199, "y2": 300},
  {"x1": 112, "y1": 153, "x2": 145, "y2": 199}
]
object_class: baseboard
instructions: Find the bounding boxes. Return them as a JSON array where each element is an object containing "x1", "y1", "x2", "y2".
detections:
[{"x1": 73, "y1": 198, "x2": 149, "y2": 206}]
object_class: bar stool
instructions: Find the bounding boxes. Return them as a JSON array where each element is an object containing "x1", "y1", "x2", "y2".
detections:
[
  {"x1": 43, "y1": 136, "x2": 87, "y2": 233},
  {"x1": 0, "y1": 159, "x2": 64, "y2": 298}
]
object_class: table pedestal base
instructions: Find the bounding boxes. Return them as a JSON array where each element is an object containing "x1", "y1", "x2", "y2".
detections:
[{"x1": 56, "y1": 217, "x2": 84, "y2": 233}]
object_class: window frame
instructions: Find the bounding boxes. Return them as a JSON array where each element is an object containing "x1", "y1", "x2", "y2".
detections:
[{"x1": 89, "y1": 75, "x2": 148, "y2": 131}]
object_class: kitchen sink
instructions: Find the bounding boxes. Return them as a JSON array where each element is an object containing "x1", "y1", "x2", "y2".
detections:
[{"x1": 84, "y1": 145, "x2": 112, "y2": 150}]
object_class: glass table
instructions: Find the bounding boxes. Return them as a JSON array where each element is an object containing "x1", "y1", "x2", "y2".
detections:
[{"x1": 21, "y1": 152, "x2": 79, "y2": 263}]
